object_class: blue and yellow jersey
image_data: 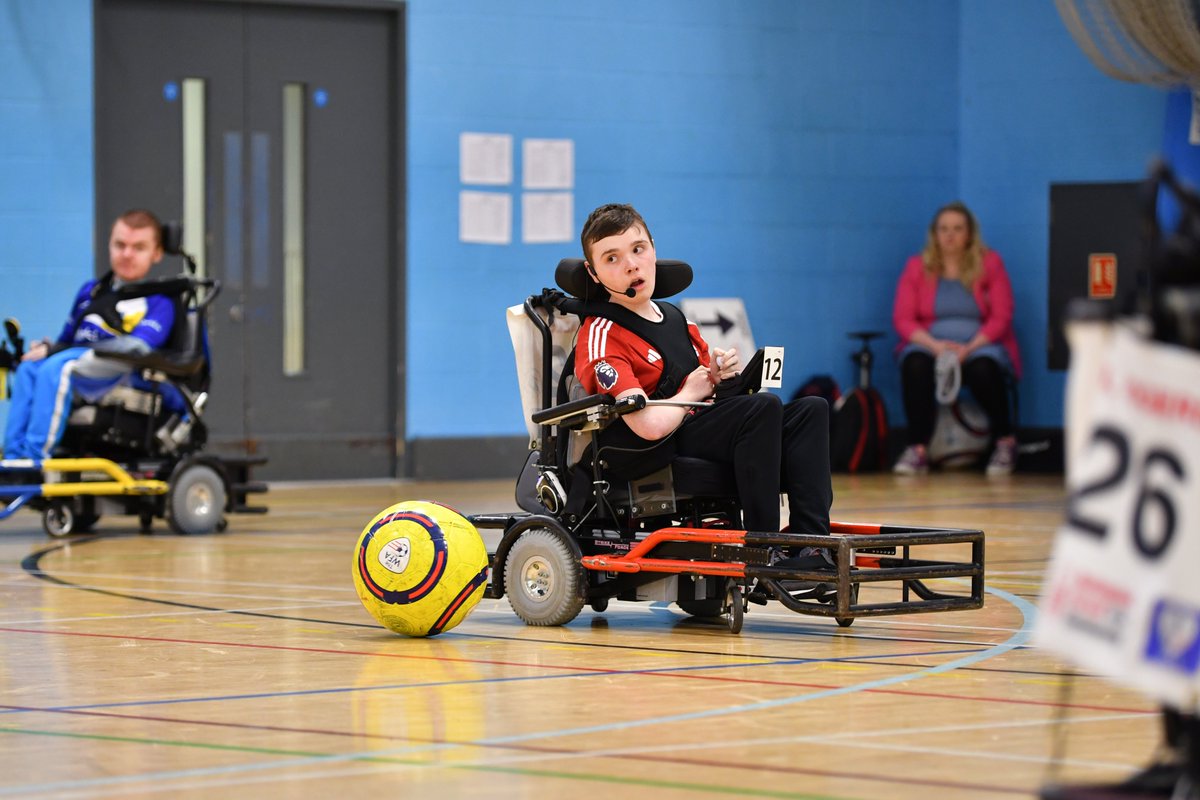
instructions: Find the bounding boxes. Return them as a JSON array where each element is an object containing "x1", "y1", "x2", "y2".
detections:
[{"x1": 56, "y1": 279, "x2": 175, "y2": 350}]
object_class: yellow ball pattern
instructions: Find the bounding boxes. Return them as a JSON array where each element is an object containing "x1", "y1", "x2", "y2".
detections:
[{"x1": 352, "y1": 500, "x2": 490, "y2": 637}]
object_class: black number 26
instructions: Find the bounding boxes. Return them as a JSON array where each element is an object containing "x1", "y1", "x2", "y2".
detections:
[{"x1": 1066, "y1": 424, "x2": 1186, "y2": 559}]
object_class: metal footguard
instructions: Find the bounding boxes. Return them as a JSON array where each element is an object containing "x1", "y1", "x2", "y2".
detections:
[{"x1": 574, "y1": 520, "x2": 985, "y2": 621}]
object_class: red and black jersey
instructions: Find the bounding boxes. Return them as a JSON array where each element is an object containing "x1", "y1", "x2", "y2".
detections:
[{"x1": 575, "y1": 302, "x2": 710, "y2": 399}]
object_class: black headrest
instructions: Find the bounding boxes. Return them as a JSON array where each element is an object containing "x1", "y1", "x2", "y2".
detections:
[
  {"x1": 111, "y1": 275, "x2": 197, "y2": 301},
  {"x1": 161, "y1": 222, "x2": 184, "y2": 255},
  {"x1": 554, "y1": 258, "x2": 693, "y2": 300}
]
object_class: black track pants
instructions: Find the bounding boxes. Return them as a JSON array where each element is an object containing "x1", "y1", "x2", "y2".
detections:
[
  {"x1": 900, "y1": 351, "x2": 1013, "y2": 444},
  {"x1": 676, "y1": 393, "x2": 832, "y2": 534}
]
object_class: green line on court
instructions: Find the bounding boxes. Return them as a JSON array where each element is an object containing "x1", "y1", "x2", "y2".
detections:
[{"x1": 0, "y1": 727, "x2": 853, "y2": 799}]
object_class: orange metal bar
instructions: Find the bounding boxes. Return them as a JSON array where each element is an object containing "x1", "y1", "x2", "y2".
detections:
[
  {"x1": 831, "y1": 521, "x2": 882, "y2": 535},
  {"x1": 580, "y1": 554, "x2": 746, "y2": 577},
  {"x1": 578, "y1": 524, "x2": 892, "y2": 575},
  {"x1": 619, "y1": 527, "x2": 746, "y2": 560},
  {"x1": 579, "y1": 526, "x2": 748, "y2": 576}
]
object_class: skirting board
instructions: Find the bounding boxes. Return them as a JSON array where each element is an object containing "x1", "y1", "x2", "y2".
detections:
[{"x1": 407, "y1": 435, "x2": 529, "y2": 480}]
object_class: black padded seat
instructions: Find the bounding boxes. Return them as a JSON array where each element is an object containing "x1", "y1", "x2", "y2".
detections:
[
  {"x1": 668, "y1": 456, "x2": 738, "y2": 497},
  {"x1": 88, "y1": 275, "x2": 213, "y2": 387},
  {"x1": 115, "y1": 309, "x2": 206, "y2": 378},
  {"x1": 589, "y1": 456, "x2": 738, "y2": 510}
]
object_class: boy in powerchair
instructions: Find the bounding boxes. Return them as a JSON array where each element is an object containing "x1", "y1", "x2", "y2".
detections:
[
  {"x1": 3, "y1": 209, "x2": 175, "y2": 461},
  {"x1": 572, "y1": 203, "x2": 835, "y2": 597}
]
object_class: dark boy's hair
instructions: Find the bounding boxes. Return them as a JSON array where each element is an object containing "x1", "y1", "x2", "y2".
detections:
[
  {"x1": 580, "y1": 203, "x2": 653, "y2": 263},
  {"x1": 115, "y1": 208, "x2": 163, "y2": 248}
]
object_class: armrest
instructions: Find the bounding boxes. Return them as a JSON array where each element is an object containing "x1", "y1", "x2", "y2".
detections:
[
  {"x1": 531, "y1": 393, "x2": 647, "y2": 429},
  {"x1": 91, "y1": 349, "x2": 205, "y2": 377},
  {"x1": 531, "y1": 392, "x2": 613, "y2": 424}
]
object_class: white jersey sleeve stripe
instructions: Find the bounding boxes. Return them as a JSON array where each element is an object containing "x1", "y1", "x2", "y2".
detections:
[{"x1": 587, "y1": 318, "x2": 613, "y2": 362}]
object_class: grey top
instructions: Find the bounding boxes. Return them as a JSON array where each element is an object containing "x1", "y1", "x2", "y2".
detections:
[{"x1": 900, "y1": 278, "x2": 1011, "y2": 373}]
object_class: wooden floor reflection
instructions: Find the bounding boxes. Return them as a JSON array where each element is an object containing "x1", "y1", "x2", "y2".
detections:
[{"x1": 0, "y1": 472, "x2": 1156, "y2": 799}]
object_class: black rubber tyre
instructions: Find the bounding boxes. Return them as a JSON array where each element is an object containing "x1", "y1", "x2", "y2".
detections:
[
  {"x1": 725, "y1": 580, "x2": 744, "y2": 634},
  {"x1": 589, "y1": 597, "x2": 609, "y2": 613},
  {"x1": 677, "y1": 597, "x2": 724, "y2": 618},
  {"x1": 43, "y1": 501, "x2": 75, "y2": 538},
  {"x1": 138, "y1": 510, "x2": 155, "y2": 533},
  {"x1": 167, "y1": 464, "x2": 226, "y2": 535},
  {"x1": 504, "y1": 528, "x2": 585, "y2": 626},
  {"x1": 678, "y1": 580, "x2": 744, "y2": 634}
]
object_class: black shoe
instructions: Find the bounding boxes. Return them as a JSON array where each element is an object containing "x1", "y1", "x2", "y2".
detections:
[
  {"x1": 777, "y1": 580, "x2": 835, "y2": 600},
  {"x1": 773, "y1": 545, "x2": 837, "y2": 571},
  {"x1": 1041, "y1": 760, "x2": 1191, "y2": 799},
  {"x1": 765, "y1": 546, "x2": 837, "y2": 600}
]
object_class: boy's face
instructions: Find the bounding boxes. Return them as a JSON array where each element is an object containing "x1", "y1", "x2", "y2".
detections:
[
  {"x1": 586, "y1": 224, "x2": 656, "y2": 304},
  {"x1": 109, "y1": 220, "x2": 163, "y2": 282}
]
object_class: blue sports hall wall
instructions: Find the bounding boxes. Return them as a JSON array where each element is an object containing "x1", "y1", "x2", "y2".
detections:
[
  {"x1": 0, "y1": 0, "x2": 94, "y2": 435},
  {"x1": 0, "y1": 0, "x2": 1171, "y2": 472},
  {"x1": 408, "y1": 0, "x2": 1165, "y2": 446}
]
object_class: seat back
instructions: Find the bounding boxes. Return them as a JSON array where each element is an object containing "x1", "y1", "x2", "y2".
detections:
[
  {"x1": 506, "y1": 302, "x2": 579, "y2": 447},
  {"x1": 102, "y1": 275, "x2": 217, "y2": 387}
]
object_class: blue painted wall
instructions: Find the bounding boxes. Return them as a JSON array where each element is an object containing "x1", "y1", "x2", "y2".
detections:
[
  {"x1": 0, "y1": 0, "x2": 1169, "y2": 457},
  {"x1": 408, "y1": 0, "x2": 964, "y2": 438},
  {"x1": 958, "y1": 0, "x2": 1164, "y2": 428},
  {"x1": 0, "y1": 0, "x2": 94, "y2": 434},
  {"x1": 406, "y1": 0, "x2": 1164, "y2": 442}
]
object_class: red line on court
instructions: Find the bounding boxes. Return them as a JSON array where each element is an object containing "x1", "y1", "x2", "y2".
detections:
[
  {"x1": 0, "y1": 625, "x2": 1152, "y2": 714},
  {"x1": 0, "y1": 704, "x2": 1032, "y2": 795}
]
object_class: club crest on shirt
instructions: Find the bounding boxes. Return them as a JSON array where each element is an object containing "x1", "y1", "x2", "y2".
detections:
[
  {"x1": 647, "y1": 349, "x2": 661, "y2": 364},
  {"x1": 594, "y1": 360, "x2": 619, "y2": 391}
]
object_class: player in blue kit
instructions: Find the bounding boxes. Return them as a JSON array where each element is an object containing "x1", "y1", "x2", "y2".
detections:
[{"x1": 3, "y1": 209, "x2": 175, "y2": 460}]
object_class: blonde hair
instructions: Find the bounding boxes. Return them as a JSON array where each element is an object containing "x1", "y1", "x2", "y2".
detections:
[{"x1": 921, "y1": 201, "x2": 986, "y2": 289}]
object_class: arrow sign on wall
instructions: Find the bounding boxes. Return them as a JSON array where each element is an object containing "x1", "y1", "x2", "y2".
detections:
[
  {"x1": 694, "y1": 311, "x2": 735, "y2": 335},
  {"x1": 680, "y1": 298, "x2": 756, "y2": 366}
]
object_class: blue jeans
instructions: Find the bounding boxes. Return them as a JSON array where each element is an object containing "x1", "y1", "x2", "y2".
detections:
[{"x1": 3, "y1": 347, "x2": 94, "y2": 459}]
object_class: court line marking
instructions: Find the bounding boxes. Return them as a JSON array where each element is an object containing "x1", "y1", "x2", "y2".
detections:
[
  {"x1": 10, "y1": 539, "x2": 1025, "y2": 640},
  {"x1": 0, "y1": 723, "x2": 997, "y2": 800},
  {"x1": 9, "y1": 547, "x2": 1119, "y2": 689},
  {"x1": 0, "y1": 584, "x2": 1042, "y2": 798},
  {"x1": 0, "y1": 707, "x2": 1152, "y2": 799},
  {"x1": 0, "y1": 591, "x2": 1144, "y2": 716},
  {"x1": 3, "y1": 571, "x2": 1027, "y2": 635},
  {"x1": 0, "y1": 645, "x2": 991, "y2": 713}
]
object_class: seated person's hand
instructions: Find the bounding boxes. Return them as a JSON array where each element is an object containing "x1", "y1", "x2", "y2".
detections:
[
  {"x1": 929, "y1": 338, "x2": 963, "y2": 360},
  {"x1": 21, "y1": 339, "x2": 50, "y2": 363},
  {"x1": 709, "y1": 347, "x2": 740, "y2": 383},
  {"x1": 680, "y1": 365, "x2": 717, "y2": 402}
]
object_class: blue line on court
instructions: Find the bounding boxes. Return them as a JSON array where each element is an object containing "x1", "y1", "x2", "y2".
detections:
[
  {"x1": 0, "y1": 646, "x2": 984, "y2": 716},
  {"x1": 0, "y1": 585, "x2": 1034, "y2": 796},
  {"x1": 478, "y1": 585, "x2": 1037, "y2": 746}
]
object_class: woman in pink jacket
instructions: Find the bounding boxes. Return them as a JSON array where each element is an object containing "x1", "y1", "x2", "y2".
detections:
[{"x1": 891, "y1": 201, "x2": 1021, "y2": 476}]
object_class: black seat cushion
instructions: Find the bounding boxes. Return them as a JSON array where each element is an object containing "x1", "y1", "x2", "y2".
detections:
[
  {"x1": 566, "y1": 456, "x2": 737, "y2": 517},
  {"x1": 670, "y1": 456, "x2": 737, "y2": 497}
]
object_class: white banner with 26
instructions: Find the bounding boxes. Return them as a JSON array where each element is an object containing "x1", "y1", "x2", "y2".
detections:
[{"x1": 1036, "y1": 322, "x2": 1200, "y2": 709}]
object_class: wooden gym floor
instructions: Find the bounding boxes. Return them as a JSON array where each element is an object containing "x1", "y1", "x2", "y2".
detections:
[{"x1": 0, "y1": 472, "x2": 1156, "y2": 799}]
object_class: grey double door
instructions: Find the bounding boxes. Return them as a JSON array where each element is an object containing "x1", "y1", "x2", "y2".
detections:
[{"x1": 96, "y1": 0, "x2": 403, "y2": 479}]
